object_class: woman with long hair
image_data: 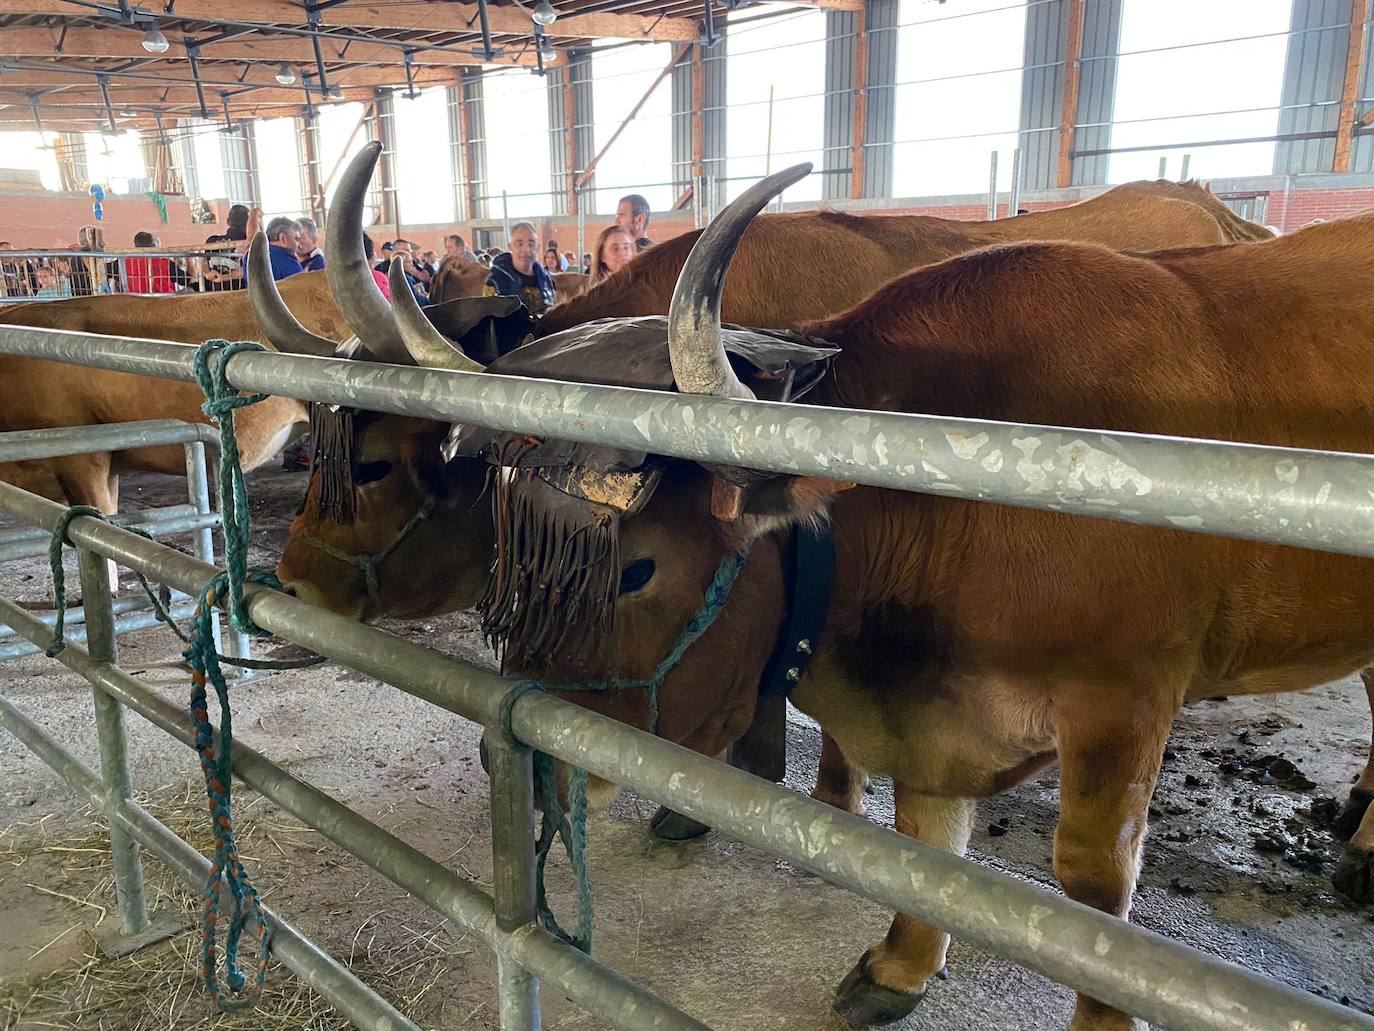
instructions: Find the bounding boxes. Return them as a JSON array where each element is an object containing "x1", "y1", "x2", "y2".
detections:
[{"x1": 589, "y1": 225, "x2": 635, "y2": 286}]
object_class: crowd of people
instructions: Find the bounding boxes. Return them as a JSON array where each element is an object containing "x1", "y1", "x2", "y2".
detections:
[{"x1": 0, "y1": 190, "x2": 658, "y2": 310}]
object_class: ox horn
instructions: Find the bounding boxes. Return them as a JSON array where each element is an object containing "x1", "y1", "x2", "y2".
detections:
[
  {"x1": 324, "y1": 140, "x2": 410, "y2": 364},
  {"x1": 387, "y1": 260, "x2": 487, "y2": 372},
  {"x1": 246, "y1": 233, "x2": 340, "y2": 357},
  {"x1": 667, "y1": 163, "x2": 812, "y2": 399}
]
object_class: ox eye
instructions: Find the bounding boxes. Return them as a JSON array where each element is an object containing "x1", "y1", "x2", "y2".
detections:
[
  {"x1": 354, "y1": 460, "x2": 393, "y2": 485},
  {"x1": 619, "y1": 558, "x2": 655, "y2": 595}
]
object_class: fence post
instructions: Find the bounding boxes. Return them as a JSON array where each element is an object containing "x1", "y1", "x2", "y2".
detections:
[
  {"x1": 1009, "y1": 147, "x2": 1022, "y2": 216},
  {"x1": 1180, "y1": 153, "x2": 1191, "y2": 180},
  {"x1": 183, "y1": 440, "x2": 252, "y2": 673},
  {"x1": 502, "y1": 191, "x2": 512, "y2": 245},
  {"x1": 484, "y1": 727, "x2": 540, "y2": 1030},
  {"x1": 986, "y1": 151, "x2": 999, "y2": 219},
  {"x1": 77, "y1": 546, "x2": 150, "y2": 936}
]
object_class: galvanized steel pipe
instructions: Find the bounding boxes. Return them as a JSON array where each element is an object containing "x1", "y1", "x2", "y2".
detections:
[
  {"x1": 1, "y1": 327, "x2": 1372, "y2": 557},
  {"x1": 0, "y1": 419, "x2": 218, "y2": 462}
]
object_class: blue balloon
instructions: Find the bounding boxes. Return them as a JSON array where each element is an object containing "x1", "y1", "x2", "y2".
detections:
[
  {"x1": 92, "y1": 201, "x2": 104, "y2": 222},
  {"x1": 89, "y1": 184, "x2": 106, "y2": 202}
]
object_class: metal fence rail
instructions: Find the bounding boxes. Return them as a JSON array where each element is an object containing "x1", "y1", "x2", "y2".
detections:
[
  {"x1": 0, "y1": 418, "x2": 249, "y2": 664},
  {"x1": 2, "y1": 327, "x2": 1373, "y2": 557},
  {"x1": 0, "y1": 248, "x2": 244, "y2": 301},
  {"x1": 0, "y1": 327, "x2": 1372, "y2": 1030}
]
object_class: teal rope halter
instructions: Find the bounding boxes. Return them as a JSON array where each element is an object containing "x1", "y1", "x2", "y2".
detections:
[{"x1": 503, "y1": 543, "x2": 752, "y2": 954}]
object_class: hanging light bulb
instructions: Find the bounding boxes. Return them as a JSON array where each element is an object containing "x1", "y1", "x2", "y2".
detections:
[
  {"x1": 275, "y1": 63, "x2": 297, "y2": 86},
  {"x1": 120, "y1": 106, "x2": 137, "y2": 116},
  {"x1": 531, "y1": 0, "x2": 557, "y2": 25},
  {"x1": 327, "y1": 84, "x2": 343, "y2": 99},
  {"x1": 141, "y1": 22, "x2": 170, "y2": 53}
]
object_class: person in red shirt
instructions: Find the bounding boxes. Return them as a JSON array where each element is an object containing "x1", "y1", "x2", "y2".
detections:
[{"x1": 123, "y1": 231, "x2": 182, "y2": 294}]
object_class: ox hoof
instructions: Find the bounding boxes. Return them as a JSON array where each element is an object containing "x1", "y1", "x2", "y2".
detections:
[
  {"x1": 833, "y1": 953, "x2": 924, "y2": 1028},
  {"x1": 1332, "y1": 845, "x2": 1374, "y2": 902},
  {"x1": 649, "y1": 806, "x2": 711, "y2": 841},
  {"x1": 1332, "y1": 789, "x2": 1372, "y2": 841}
]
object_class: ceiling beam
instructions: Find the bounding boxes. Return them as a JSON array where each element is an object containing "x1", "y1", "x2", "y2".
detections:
[
  {"x1": 0, "y1": 61, "x2": 466, "y2": 96},
  {"x1": 0, "y1": 0, "x2": 701, "y2": 41},
  {"x1": 0, "y1": 24, "x2": 539, "y2": 67}
]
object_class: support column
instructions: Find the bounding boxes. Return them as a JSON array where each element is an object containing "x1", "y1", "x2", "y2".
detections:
[
  {"x1": 299, "y1": 113, "x2": 324, "y2": 223},
  {"x1": 1055, "y1": 0, "x2": 1085, "y2": 188},
  {"x1": 1336, "y1": 0, "x2": 1368, "y2": 169},
  {"x1": 546, "y1": 51, "x2": 591, "y2": 216},
  {"x1": 850, "y1": 7, "x2": 869, "y2": 199}
]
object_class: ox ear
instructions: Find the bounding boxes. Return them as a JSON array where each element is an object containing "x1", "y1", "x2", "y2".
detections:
[
  {"x1": 402, "y1": 426, "x2": 468, "y2": 505},
  {"x1": 714, "y1": 473, "x2": 855, "y2": 525}
]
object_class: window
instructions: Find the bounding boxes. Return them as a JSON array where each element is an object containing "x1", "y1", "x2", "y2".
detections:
[
  {"x1": 393, "y1": 86, "x2": 456, "y2": 227},
  {"x1": 591, "y1": 42, "x2": 675, "y2": 213},
  {"x1": 726, "y1": 4, "x2": 826, "y2": 202},
  {"x1": 83, "y1": 129, "x2": 147, "y2": 194},
  {"x1": 253, "y1": 117, "x2": 303, "y2": 219},
  {"x1": 189, "y1": 119, "x2": 226, "y2": 200},
  {"x1": 1108, "y1": 0, "x2": 1291, "y2": 181},
  {"x1": 892, "y1": 0, "x2": 1026, "y2": 197},
  {"x1": 483, "y1": 70, "x2": 554, "y2": 218},
  {"x1": 319, "y1": 102, "x2": 375, "y2": 216},
  {"x1": 0, "y1": 132, "x2": 61, "y2": 191}
]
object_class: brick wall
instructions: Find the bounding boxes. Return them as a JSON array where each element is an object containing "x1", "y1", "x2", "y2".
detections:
[
  {"x1": 1266, "y1": 187, "x2": 1374, "y2": 232},
  {"x1": 0, "y1": 190, "x2": 211, "y2": 249}
]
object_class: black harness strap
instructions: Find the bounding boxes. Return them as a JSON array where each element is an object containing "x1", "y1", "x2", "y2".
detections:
[{"x1": 759, "y1": 524, "x2": 835, "y2": 699}]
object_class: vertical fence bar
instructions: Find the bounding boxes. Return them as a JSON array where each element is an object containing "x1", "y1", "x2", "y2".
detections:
[
  {"x1": 76, "y1": 546, "x2": 150, "y2": 935},
  {"x1": 1009, "y1": 147, "x2": 1022, "y2": 216},
  {"x1": 184, "y1": 440, "x2": 251, "y2": 671},
  {"x1": 1157, "y1": 155, "x2": 1168, "y2": 179},
  {"x1": 484, "y1": 728, "x2": 540, "y2": 1031},
  {"x1": 502, "y1": 191, "x2": 512, "y2": 244},
  {"x1": 986, "y1": 151, "x2": 999, "y2": 218},
  {"x1": 577, "y1": 190, "x2": 586, "y2": 268},
  {"x1": 1179, "y1": 152, "x2": 1191, "y2": 180}
]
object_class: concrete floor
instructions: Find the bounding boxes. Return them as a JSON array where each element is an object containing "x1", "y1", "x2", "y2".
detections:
[{"x1": 1, "y1": 466, "x2": 1372, "y2": 1030}]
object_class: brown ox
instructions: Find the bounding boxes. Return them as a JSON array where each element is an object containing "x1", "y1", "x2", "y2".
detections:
[
  {"x1": 271, "y1": 152, "x2": 1279, "y2": 839},
  {"x1": 449, "y1": 170, "x2": 1374, "y2": 1030},
  {"x1": 0, "y1": 273, "x2": 353, "y2": 511},
  {"x1": 426, "y1": 255, "x2": 491, "y2": 305},
  {"x1": 537, "y1": 178, "x2": 1268, "y2": 337}
]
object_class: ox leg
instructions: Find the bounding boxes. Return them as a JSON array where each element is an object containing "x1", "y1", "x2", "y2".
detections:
[
  {"x1": 1333, "y1": 670, "x2": 1374, "y2": 842},
  {"x1": 833, "y1": 784, "x2": 974, "y2": 1027},
  {"x1": 1055, "y1": 705, "x2": 1172, "y2": 1031},
  {"x1": 811, "y1": 731, "x2": 870, "y2": 816},
  {"x1": 1333, "y1": 677, "x2": 1374, "y2": 900}
]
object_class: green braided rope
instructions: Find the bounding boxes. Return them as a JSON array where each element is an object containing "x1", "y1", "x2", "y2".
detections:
[
  {"x1": 503, "y1": 544, "x2": 752, "y2": 954},
  {"x1": 192, "y1": 339, "x2": 272, "y2": 638},
  {"x1": 44, "y1": 505, "x2": 105, "y2": 657}
]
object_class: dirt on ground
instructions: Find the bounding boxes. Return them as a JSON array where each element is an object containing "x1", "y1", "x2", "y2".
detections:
[{"x1": 1, "y1": 465, "x2": 1372, "y2": 1030}]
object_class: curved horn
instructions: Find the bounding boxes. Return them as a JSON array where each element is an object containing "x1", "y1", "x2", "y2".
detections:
[
  {"x1": 667, "y1": 162, "x2": 812, "y2": 399},
  {"x1": 388, "y1": 260, "x2": 485, "y2": 372},
  {"x1": 324, "y1": 140, "x2": 410, "y2": 364},
  {"x1": 246, "y1": 233, "x2": 340, "y2": 357}
]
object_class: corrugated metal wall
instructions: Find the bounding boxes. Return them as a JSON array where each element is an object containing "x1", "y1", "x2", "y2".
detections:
[
  {"x1": 1019, "y1": 0, "x2": 1122, "y2": 191},
  {"x1": 1074, "y1": 0, "x2": 1121, "y2": 186},
  {"x1": 463, "y1": 71, "x2": 489, "y2": 220},
  {"x1": 1019, "y1": 0, "x2": 1067, "y2": 190},
  {"x1": 446, "y1": 86, "x2": 467, "y2": 221},
  {"x1": 862, "y1": 0, "x2": 898, "y2": 199},
  {"x1": 175, "y1": 122, "x2": 199, "y2": 201},
  {"x1": 571, "y1": 52, "x2": 597, "y2": 212},
  {"x1": 547, "y1": 63, "x2": 573, "y2": 215},
  {"x1": 1276, "y1": 0, "x2": 1353, "y2": 173},
  {"x1": 671, "y1": 46, "x2": 694, "y2": 197},
  {"x1": 703, "y1": 32, "x2": 728, "y2": 211},
  {"x1": 218, "y1": 122, "x2": 257, "y2": 207},
  {"x1": 823, "y1": 10, "x2": 858, "y2": 199}
]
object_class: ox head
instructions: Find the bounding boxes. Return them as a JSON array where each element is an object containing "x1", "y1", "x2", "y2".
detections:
[
  {"x1": 265, "y1": 141, "x2": 524, "y2": 620},
  {"x1": 460, "y1": 164, "x2": 847, "y2": 766}
]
